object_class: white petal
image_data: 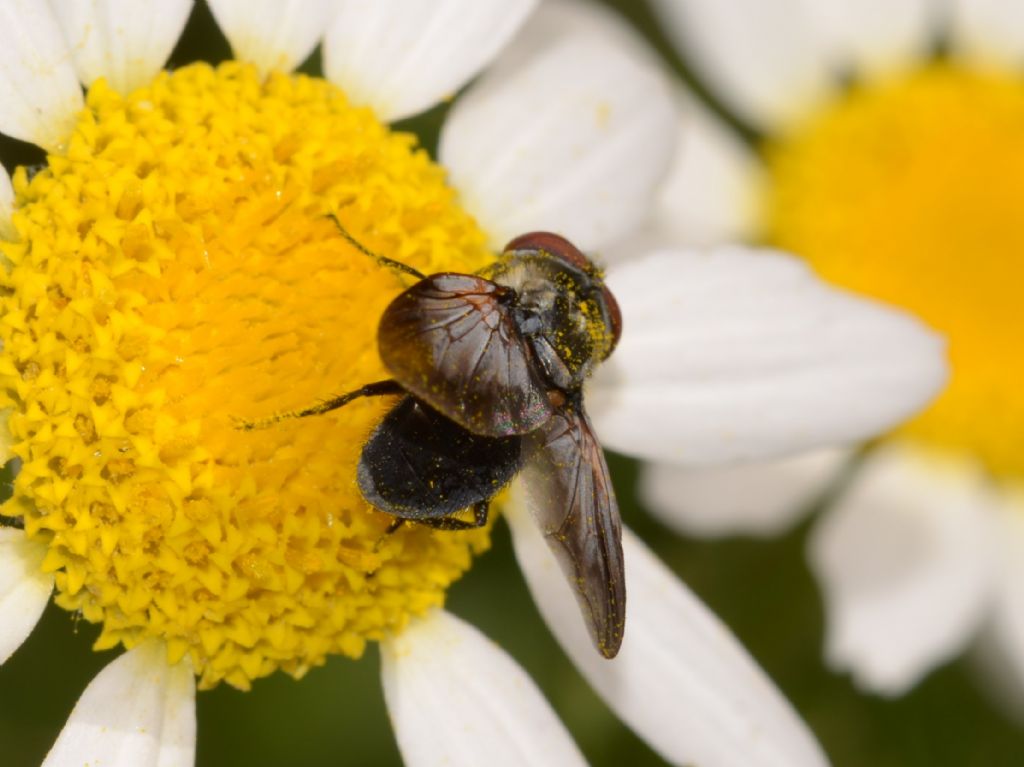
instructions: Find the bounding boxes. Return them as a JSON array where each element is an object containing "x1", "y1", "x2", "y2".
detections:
[
  {"x1": 439, "y1": 2, "x2": 676, "y2": 252},
  {"x1": 208, "y1": 0, "x2": 334, "y2": 75},
  {"x1": 381, "y1": 609, "x2": 587, "y2": 767},
  {"x1": 0, "y1": 0, "x2": 84, "y2": 151},
  {"x1": 950, "y1": 0, "x2": 1024, "y2": 68},
  {"x1": 808, "y1": 445, "x2": 998, "y2": 695},
  {"x1": 507, "y1": 492, "x2": 828, "y2": 767},
  {"x1": 323, "y1": 0, "x2": 537, "y2": 122},
  {"x1": 0, "y1": 166, "x2": 14, "y2": 240},
  {"x1": 642, "y1": 448, "x2": 851, "y2": 539},
  {"x1": 49, "y1": 0, "x2": 192, "y2": 94},
  {"x1": 587, "y1": 246, "x2": 948, "y2": 466},
  {"x1": 0, "y1": 529, "x2": 53, "y2": 664},
  {"x1": 43, "y1": 642, "x2": 196, "y2": 767},
  {"x1": 648, "y1": 0, "x2": 835, "y2": 130},
  {"x1": 516, "y1": 0, "x2": 668, "y2": 64},
  {"x1": 977, "y1": 486, "x2": 1024, "y2": 715},
  {"x1": 803, "y1": 0, "x2": 943, "y2": 78},
  {"x1": 633, "y1": 93, "x2": 763, "y2": 254}
]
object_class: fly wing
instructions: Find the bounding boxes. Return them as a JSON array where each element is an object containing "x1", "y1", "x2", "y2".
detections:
[
  {"x1": 378, "y1": 273, "x2": 553, "y2": 437},
  {"x1": 522, "y1": 404, "x2": 625, "y2": 658}
]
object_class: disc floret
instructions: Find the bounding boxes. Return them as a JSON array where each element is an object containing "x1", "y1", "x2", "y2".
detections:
[{"x1": 0, "y1": 62, "x2": 495, "y2": 689}]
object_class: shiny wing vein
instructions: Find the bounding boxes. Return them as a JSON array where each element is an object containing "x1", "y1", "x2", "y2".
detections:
[{"x1": 378, "y1": 274, "x2": 553, "y2": 436}]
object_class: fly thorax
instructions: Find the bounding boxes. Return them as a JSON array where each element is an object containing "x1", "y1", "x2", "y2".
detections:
[{"x1": 486, "y1": 253, "x2": 608, "y2": 391}]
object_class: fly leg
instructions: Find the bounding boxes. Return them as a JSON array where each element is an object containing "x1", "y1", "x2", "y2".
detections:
[
  {"x1": 0, "y1": 514, "x2": 24, "y2": 530},
  {"x1": 382, "y1": 518, "x2": 405, "y2": 536},
  {"x1": 414, "y1": 500, "x2": 490, "y2": 531},
  {"x1": 371, "y1": 518, "x2": 408, "y2": 554},
  {"x1": 327, "y1": 215, "x2": 426, "y2": 281},
  {"x1": 236, "y1": 379, "x2": 405, "y2": 431},
  {"x1": 373, "y1": 501, "x2": 487, "y2": 550}
]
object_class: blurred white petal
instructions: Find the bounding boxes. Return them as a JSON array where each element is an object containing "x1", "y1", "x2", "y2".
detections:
[
  {"x1": 642, "y1": 448, "x2": 851, "y2": 538},
  {"x1": 440, "y1": 2, "x2": 676, "y2": 252},
  {"x1": 324, "y1": 0, "x2": 537, "y2": 122},
  {"x1": 208, "y1": 0, "x2": 333, "y2": 75},
  {"x1": 971, "y1": 626, "x2": 1024, "y2": 726},
  {"x1": 0, "y1": 0, "x2": 84, "y2": 151},
  {"x1": 50, "y1": 0, "x2": 193, "y2": 94},
  {"x1": 508, "y1": 489, "x2": 828, "y2": 767},
  {"x1": 976, "y1": 487, "x2": 1024, "y2": 718},
  {"x1": 804, "y1": 0, "x2": 943, "y2": 78},
  {"x1": 0, "y1": 529, "x2": 52, "y2": 664},
  {"x1": 0, "y1": 166, "x2": 14, "y2": 240},
  {"x1": 510, "y1": 0, "x2": 666, "y2": 66},
  {"x1": 588, "y1": 247, "x2": 947, "y2": 465},
  {"x1": 950, "y1": 0, "x2": 1024, "y2": 68},
  {"x1": 43, "y1": 642, "x2": 196, "y2": 767},
  {"x1": 808, "y1": 445, "x2": 998, "y2": 695},
  {"x1": 381, "y1": 609, "x2": 587, "y2": 767},
  {"x1": 647, "y1": 0, "x2": 835, "y2": 130},
  {"x1": 628, "y1": 93, "x2": 763, "y2": 255}
]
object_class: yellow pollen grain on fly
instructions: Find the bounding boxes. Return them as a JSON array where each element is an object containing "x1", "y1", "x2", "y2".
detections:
[
  {"x1": 0, "y1": 62, "x2": 494, "y2": 690},
  {"x1": 763, "y1": 63, "x2": 1024, "y2": 479}
]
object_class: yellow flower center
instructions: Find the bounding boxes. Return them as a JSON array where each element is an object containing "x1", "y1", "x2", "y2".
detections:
[
  {"x1": 763, "y1": 63, "x2": 1024, "y2": 479},
  {"x1": 0, "y1": 62, "x2": 495, "y2": 689}
]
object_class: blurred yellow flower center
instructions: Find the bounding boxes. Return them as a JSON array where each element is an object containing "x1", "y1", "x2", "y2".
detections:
[
  {"x1": 0, "y1": 62, "x2": 494, "y2": 689},
  {"x1": 764, "y1": 64, "x2": 1024, "y2": 479}
]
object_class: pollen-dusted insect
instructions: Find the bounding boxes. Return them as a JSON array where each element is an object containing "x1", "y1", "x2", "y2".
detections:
[{"x1": 247, "y1": 229, "x2": 625, "y2": 658}]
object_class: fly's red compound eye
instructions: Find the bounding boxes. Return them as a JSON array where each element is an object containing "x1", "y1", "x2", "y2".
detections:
[
  {"x1": 600, "y1": 284, "x2": 622, "y2": 358},
  {"x1": 503, "y1": 231, "x2": 591, "y2": 271}
]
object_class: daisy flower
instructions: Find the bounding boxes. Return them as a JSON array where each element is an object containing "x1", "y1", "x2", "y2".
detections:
[
  {"x1": 641, "y1": 0, "x2": 1024, "y2": 698},
  {"x1": 0, "y1": 1, "x2": 945, "y2": 765}
]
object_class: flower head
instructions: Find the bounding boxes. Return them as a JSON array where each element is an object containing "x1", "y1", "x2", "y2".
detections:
[
  {"x1": 0, "y1": 1, "x2": 950, "y2": 766},
  {"x1": 646, "y1": 0, "x2": 1024, "y2": 698},
  {"x1": 2, "y1": 61, "x2": 497, "y2": 690}
]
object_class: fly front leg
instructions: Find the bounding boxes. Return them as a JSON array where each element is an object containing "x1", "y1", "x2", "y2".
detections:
[
  {"x1": 236, "y1": 379, "x2": 405, "y2": 431},
  {"x1": 414, "y1": 500, "x2": 491, "y2": 530},
  {"x1": 0, "y1": 514, "x2": 24, "y2": 530}
]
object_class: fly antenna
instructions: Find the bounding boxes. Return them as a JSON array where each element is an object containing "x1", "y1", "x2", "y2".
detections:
[{"x1": 327, "y1": 214, "x2": 426, "y2": 280}]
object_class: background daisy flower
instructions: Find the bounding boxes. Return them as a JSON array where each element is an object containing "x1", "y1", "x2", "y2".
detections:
[
  {"x1": 0, "y1": 1, "x2": 947, "y2": 766},
  {"x1": 641, "y1": 0, "x2": 1024, "y2": 706}
]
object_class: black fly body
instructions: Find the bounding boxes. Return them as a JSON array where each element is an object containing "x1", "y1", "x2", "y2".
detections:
[{"x1": 245, "y1": 228, "x2": 626, "y2": 658}]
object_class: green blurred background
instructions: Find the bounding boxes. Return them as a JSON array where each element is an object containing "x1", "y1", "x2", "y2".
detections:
[{"x1": 2, "y1": 2, "x2": 1022, "y2": 765}]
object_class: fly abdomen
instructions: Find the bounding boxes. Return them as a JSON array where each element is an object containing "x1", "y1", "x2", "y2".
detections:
[{"x1": 357, "y1": 397, "x2": 524, "y2": 521}]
